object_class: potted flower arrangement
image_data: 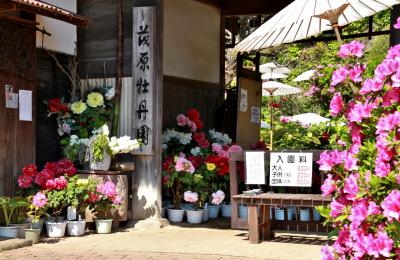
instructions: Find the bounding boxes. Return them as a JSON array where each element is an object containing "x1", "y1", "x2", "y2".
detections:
[
  {"x1": 162, "y1": 109, "x2": 241, "y2": 221},
  {"x1": 16, "y1": 159, "x2": 77, "y2": 238},
  {"x1": 183, "y1": 191, "x2": 203, "y2": 224},
  {"x1": 26, "y1": 192, "x2": 49, "y2": 243},
  {"x1": 65, "y1": 177, "x2": 97, "y2": 236},
  {"x1": 85, "y1": 125, "x2": 141, "y2": 171},
  {"x1": 208, "y1": 190, "x2": 225, "y2": 219},
  {"x1": 0, "y1": 197, "x2": 30, "y2": 238},
  {"x1": 88, "y1": 181, "x2": 121, "y2": 234}
]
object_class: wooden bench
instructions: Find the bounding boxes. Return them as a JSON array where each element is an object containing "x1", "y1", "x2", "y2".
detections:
[{"x1": 232, "y1": 193, "x2": 331, "y2": 243}]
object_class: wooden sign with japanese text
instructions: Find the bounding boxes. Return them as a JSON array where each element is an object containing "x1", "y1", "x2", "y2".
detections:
[
  {"x1": 269, "y1": 152, "x2": 313, "y2": 187},
  {"x1": 132, "y1": 7, "x2": 155, "y2": 155}
]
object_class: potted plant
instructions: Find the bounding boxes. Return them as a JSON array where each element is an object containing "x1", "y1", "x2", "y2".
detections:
[
  {"x1": 183, "y1": 191, "x2": 203, "y2": 224},
  {"x1": 208, "y1": 190, "x2": 225, "y2": 219},
  {"x1": 65, "y1": 177, "x2": 97, "y2": 236},
  {"x1": 0, "y1": 197, "x2": 30, "y2": 238},
  {"x1": 88, "y1": 181, "x2": 121, "y2": 234},
  {"x1": 9, "y1": 197, "x2": 30, "y2": 238},
  {"x1": 26, "y1": 192, "x2": 49, "y2": 243}
]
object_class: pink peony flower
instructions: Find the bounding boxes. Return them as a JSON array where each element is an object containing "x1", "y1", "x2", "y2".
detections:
[
  {"x1": 280, "y1": 116, "x2": 291, "y2": 123},
  {"x1": 175, "y1": 157, "x2": 195, "y2": 174},
  {"x1": 18, "y1": 174, "x2": 33, "y2": 188},
  {"x1": 321, "y1": 174, "x2": 336, "y2": 197},
  {"x1": 331, "y1": 67, "x2": 349, "y2": 86},
  {"x1": 32, "y1": 192, "x2": 48, "y2": 208},
  {"x1": 97, "y1": 181, "x2": 117, "y2": 198},
  {"x1": 186, "y1": 119, "x2": 197, "y2": 132},
  {"x1": 183, "y1": 191, "x2": 198, "y2": 203},
  {"x1": 329, "y1": 92, "x2": 343, "y2": 116},
  {"x1": 211, "y1": 143, "x2": 223, "y2": 153},
  {"x1": 337, "y1": 41, "x2": 365, "y2": 58},
  {"x1": 211, "y1": 190, "x2": 225, "y2": 205},
  {"x1": 228, "y1": 144, "x2": 242, "y2": 154},
  {"x1": 176, "y1": 114, "x2": 187, "y2": 127},
  {"x1": 381, "y1": 189, "x2": 400, "y2": 221},
  {"x1": 35, "y1": 169, "x2": 55, "y2": 188}
]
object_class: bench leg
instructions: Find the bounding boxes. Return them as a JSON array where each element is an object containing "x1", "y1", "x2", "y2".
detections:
[
  {"x1": 248, "y1": 204, "x2": 259, "y2": 244},
  {"x1": 259, "y1": 205, "x2": 272, "y2": 241}
]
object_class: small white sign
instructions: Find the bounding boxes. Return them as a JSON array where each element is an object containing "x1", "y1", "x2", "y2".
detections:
[
  {"x1": 251, "y1": 106, "x2": 260, "y2": 123},
  {"x1": 270, "y1": 152, "x2": 313, "y2": 187},
  {"x1": 5, "y1": 85, "x2": 18, "y2": 109},
  {"x1": 245, "y1": 151, "x2": 265, "y2": 185},
  {"x1": 239, "y1": 89, "x2": 248, "y2": 112},
  {"x1": 19, "y1": 90, "x2": 32, "y2": 121}
]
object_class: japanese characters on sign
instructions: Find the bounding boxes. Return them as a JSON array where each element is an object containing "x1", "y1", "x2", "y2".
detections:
[
  {"x1": 132, "y1": 7, "x2": 155, "y2": 155},
  {"x1": 269, "y1": 152, "x2": 313, "y2": 187},
  {"x1": 245, "y1": 151, "x2": 266, "y2": 185}
]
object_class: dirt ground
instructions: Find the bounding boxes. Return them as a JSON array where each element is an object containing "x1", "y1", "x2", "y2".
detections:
[{"x1": 0, "y1": 223, "x2": 327, "y2": 260}]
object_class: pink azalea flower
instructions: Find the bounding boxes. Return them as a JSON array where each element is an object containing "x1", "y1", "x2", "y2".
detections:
[
  {"x1": 349, "y1": 64, "x2": 365, "y2": 83},
  {"x1": 329, "y1": 93, "x2": 343, "y2": 116},
  {"x1": 343, "y1": 154, "x2": 358, "y2": 171},
  {"x1": 382, "y1": 87, "x2": 400, "y2": 107},
  {"x1": 321, "y1": 174, "x2": 336, "y2": 197},
  {"x1": 367, "y1": 231, "x2": 393, "y2": 258},
  {"x1": 349, "y1": 199, "x2": 368, "y2": 228},
  {"x1": 386, "y1": 45, "x2": 400, "y2": 59},
  {"x1": 381, "y1": 189, "x2": 400, "y2": 221},
  {"x1": 391, "y1": 71, "x2": 400, "y2": 87},
  {"x1": 331, "y1": 67, "x2": 349, "y2": 86},
  {"x1": 376, "y1": 112, "x2": 400, "y2": 134},
  {"x1": 183, "y1": 191, "x2": 198, "y2": 203},
  {"x1": 338, "y1": 41, "x2": 365, "y2": 58},
  {"x1": 359, "y1": 78, "x2": 383, "y2": 95},
  {"x1": 176, "y1": 114, "x2": 187, "y2": 127},
  {"x1": 344, "y1": 174, "x2": 359, "y2": 201},
  {"x1": 280, "y1": 116, "x2": 291, "y2": 123},
  {"x1": 367, "y1": 201, "x2": 381, "y2": 216},
  {"x1": 33, "y1": 192, "x2": 48, "y2": 208},
  {"x1": 321, "y1": 245, "x2": 334, "y2": 260},
  {"x1": 375, "y1": 59, "x2": 400, "y2": 81},
  {"x1": 374, "y1": 159, "x2": 391, "y2": 177},
  {"x1": 330, "y1": 199, "x2": 346, "y2": 218},
  {"x1": 347, "y1": 101, "x2": 376, "y2": 123},
  {"x1": 175, "y1": 157, "x2": 195, "y2": 174}
]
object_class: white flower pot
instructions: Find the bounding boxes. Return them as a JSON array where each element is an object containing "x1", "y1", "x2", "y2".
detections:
[
  {"x1": 202, "y1": 209, "x2": 209, "y2": 222},
  {"x1": 221, "y1": 204, "x2": 231, "y2": 218},
  {"x1": 95, "y1": 219, "x2": 113, "y2": 234},
  {"x1": 0, "y1": 226, "x2": 19, "y2": 238},
  {"x1": 239, "y1": 205, "x2": 248, "y2": 219},
  {"x1": 167, "y1": 208, "x2": 184, "y2": 223},
  {"x1": 313, "y1": 209, "x2": 321, "y2": 221},
  {"x1": 300, "y1": 209, "x2": 310, "y2": 221},
  {"x1": 11, "y1": 223, "x2": 30, "y2": 238},
  {"x1": 25, "y1": 228, "x2": 40, "y2": 244},
  {"x1": 208, "y1": 205, "x2": 220, "y2": 219},
  {"x1": 32, "y1": 220, "x2": 44, "y2": 234},
  {"x1": 45, "y1": 221, "x2": 67, "y2": 238},
  {"x1": 186, "y1": 210, "x2": 204, "y2": 224},
  {"x1": 90, "y1": 153, "x2": 111, "y2": 171},
  {"x1": 67, "y1": 220, "x2": 86, "y2": 236}
]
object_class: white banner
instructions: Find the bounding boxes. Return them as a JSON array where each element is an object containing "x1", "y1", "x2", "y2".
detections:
[{"x1": 245, "y1": 151, "x2": 265, "y2": 185}]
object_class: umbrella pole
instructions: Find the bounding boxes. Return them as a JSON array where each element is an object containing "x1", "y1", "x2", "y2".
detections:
[
  {"x1": 269, "y1": 95, "x2": 273, "y2": 151},
  {"x1": 332, "y1": 24, "x2": 342, "y2": 43}
]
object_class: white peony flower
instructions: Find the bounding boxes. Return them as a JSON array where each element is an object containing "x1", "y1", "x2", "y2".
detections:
[{"x1": 190, "y1": 147, "x2": 201, "y2": 156}]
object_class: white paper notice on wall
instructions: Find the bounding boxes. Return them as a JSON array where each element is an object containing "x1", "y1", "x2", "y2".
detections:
[
  {"x1": 239, "y1": 89, "x2": 248, "y2": 112},
  {"x1": 245, "y1": 151, "x2": 265, "y2": 185},
  {"x1": 250, "y1": 106, "x2": 260, "y2": 123},
  {"x1": 5, "y1": 85, "x2": 18, "y2": 109},
  {"x1": 19, "y1": 90, "x2": 32, "y2": 121}
]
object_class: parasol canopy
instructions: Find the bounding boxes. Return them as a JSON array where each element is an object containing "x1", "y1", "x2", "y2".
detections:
[
  {"x1": 293, "y1": 69, "x2": 316, "y2": 82},
  {"x1": 262, "y1": 81, "x2": 302, "y2": 96},
  {"x1": 235, "y1": 0, "x2": 400, "y2": 52},
  {"x1": 290, "y1": 113, "x2": 330, "y2": 126}
]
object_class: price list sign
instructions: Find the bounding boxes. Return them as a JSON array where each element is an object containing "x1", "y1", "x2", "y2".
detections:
[
  {"x1": 269, "y1": 152, "x2": 313, "y2": 187},
  {"x1": 132, "y1": 7, "x2": 155, "y2": 155}
]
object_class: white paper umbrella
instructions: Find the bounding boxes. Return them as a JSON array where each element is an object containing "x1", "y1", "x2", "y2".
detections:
[
  {"x1": 235, "y1": 0, "x2": 400, "y2": 52},
  {"x1": 260, "y1": 63, "x2": 291, "y2": 74},
  {"x1": 290, "y1": 113, "x2": 330, "y2": 125},
  {"x1": 262, "y1": 72, "x2": 288, "y2": 80},
  {"x1": 293, "y1": 70, "x2": 316, "y2": 82},
  {"x1": 262, "y1": 81, "x2": 302, "y2": 96}
]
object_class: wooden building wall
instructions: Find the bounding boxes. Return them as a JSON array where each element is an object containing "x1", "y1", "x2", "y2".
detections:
[{"x1": 0, "y1": 20, "x2": 36, "y2": 196}]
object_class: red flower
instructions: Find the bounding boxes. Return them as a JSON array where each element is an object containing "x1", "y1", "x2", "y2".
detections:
[
  {"x1": 87, "y1": 192, "x2": 100, "y2": 203},
  {"x1": 18, "y1": 175, "x2": 33, "y2": 188},
  {"x1": 44, "y1": 162, "x2": 58, "y2": 174},
  {"x1": 22, "y1": 164, "x2": 37, "y2": 177},
  {"x1": 193, "y1": 132, "x2": 206, "y2": 143},
  {"x1": 193, "y1": 119, "x2": 203, "y2": 130},
  {"x1": 216, "y1": 157, "x2": 229, "y2": 176},
  {"x1": 321, "y1": 132, "x2": 330, "y2": 142},
  {"x1": 34, "y1": 169, "x2": 55, "y2": 189},
  {"x1": 206, "y1": 155, "x2": 219, "y2": 164},
  {"x1": 48, "y1": 98, "x2": 69, "y2": 113},
  {"x1": 56, "y1": 159, "x2": 76, "y2": 177},
  {"x1": 271, "y1": 102, "x2": 281, "y2": 108},
  {"x1": 187, "y1": 108, "x2": 200, "y2": 121},
  {"x1": 188, "y1": 156, "x2": 203, "y2": 169},
  {"x1": 198, "y1": 138, "x2": 210, "y2": 148},
  {"x1": 162, "y1": 157, "x2": 174, "y2": 173},
  {"x1": 162, "y1": 175, "x2": 170, "y2": 185}
]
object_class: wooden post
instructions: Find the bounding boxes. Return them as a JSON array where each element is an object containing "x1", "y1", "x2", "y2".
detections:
[
  {"x1": 131, "y1": 0, "x2": 164, "y2": 225},
  {"x1": 248, "y1": 204, "x2": 259, "y2": 244},
  {"x1": 390, "y1": 4, "x2": 400, "y2": 46}
]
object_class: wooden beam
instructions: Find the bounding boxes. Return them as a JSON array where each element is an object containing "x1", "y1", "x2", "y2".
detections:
[
  {"x1": 192, "y1": 0, "x2": 220, "y2": 8},
  {"x1": 0, "y1": 14, "x2": 37, "y2": 26},
  {"x1": 221, "y1": 0, "x2": 293, "y2": 16}
]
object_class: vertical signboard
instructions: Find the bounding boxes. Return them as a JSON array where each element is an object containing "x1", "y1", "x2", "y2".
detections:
[
  {"x1": 132, "y1": 7, "x2": 156, "y2": 155},
  {"x1": 269, "y1": 152, "x2": 313, "y2": 187},
  {"x1": 245, "y1": 151, "x2": 265, "y2": 185}
]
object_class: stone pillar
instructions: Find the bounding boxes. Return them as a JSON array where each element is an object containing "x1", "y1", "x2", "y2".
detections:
[
  {"x1": 390, "y1": 4, "x2": 400, "y2": 46},
  {"x1": 131, "y1": 0, "x2": 164, "y2": 227}
]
